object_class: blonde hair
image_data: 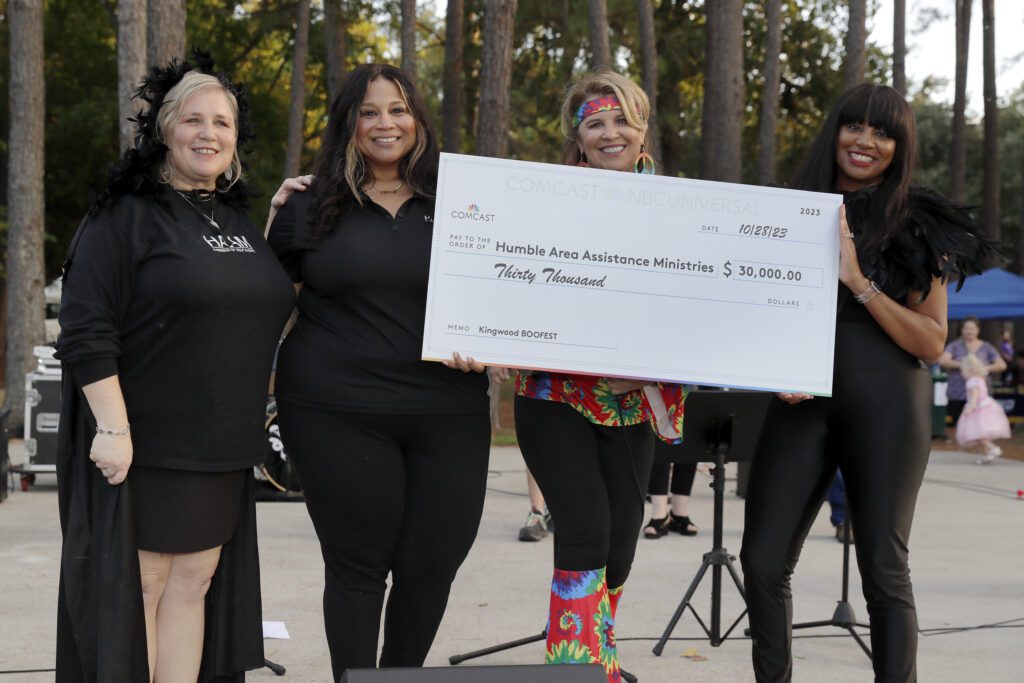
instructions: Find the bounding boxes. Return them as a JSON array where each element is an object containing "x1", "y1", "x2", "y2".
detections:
[
  {"x1": 157, "y1": 71, "x2": 243, "y2": 188},
  {"x1": 560, "y1": 71, "x2": 653, "y2": 166},
  {"x1": 961, "y1": 353, "x2": 988, "y2": 379},
  {"x1": 342, "y1": 74, "x2": 427, "y2": 206}
]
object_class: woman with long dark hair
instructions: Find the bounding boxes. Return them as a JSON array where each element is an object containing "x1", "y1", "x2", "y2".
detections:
[
  {"x1": 513, "y1": 71, "x2": 686, "y2": 683},
  {"x1": 740, "y1": 84, "x2": 995, "y2": 682},
  {"x1": 266, "y1": 64, "x2": 494, "y2": 680}
]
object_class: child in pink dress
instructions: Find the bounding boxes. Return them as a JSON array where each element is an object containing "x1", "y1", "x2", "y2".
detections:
[{"x1": 956, "y1": 353, "x2": 1011, "y2": 464}]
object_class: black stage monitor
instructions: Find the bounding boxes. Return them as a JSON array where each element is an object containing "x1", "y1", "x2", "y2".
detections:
[{"x1": 340, "y1": 664, "x2": 606, "y2": 682}]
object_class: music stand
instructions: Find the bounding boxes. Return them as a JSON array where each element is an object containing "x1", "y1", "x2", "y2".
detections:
[{"x1": 652, "y1": 390, "x2": 770, "y2": 655}]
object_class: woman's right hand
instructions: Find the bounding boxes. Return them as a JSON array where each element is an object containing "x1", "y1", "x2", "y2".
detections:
[
  {"x1": 777, "y1": 392, "x2": 813, "y2": 405},
  {"x1": 90, "y1": 433, "x2": 133, "y2": 485},
  {"x1": 271, "y1": 175, "x2": 314, "y2": 210}
]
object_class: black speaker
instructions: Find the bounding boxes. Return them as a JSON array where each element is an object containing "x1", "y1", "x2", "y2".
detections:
[{"x1": 340, "y1": 664, "x2": 606, "y2": 682}]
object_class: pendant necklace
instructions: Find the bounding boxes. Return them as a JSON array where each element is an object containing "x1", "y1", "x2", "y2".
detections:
[{"x1": 175, "y1": 190, "x2": 221, "y2": 232}]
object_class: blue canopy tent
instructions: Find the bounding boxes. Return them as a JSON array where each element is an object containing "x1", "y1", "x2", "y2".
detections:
[{"x1": 946, "y1": 268, "x2": 1024, "y2": 319}]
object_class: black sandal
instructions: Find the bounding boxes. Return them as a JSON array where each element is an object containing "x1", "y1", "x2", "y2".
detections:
[
  {"x1": 668, "y1": 513, "x2": 698, "y2": 536},
  {"x1": 642, "y1": 516, "x2": 670, "y2": 539}
]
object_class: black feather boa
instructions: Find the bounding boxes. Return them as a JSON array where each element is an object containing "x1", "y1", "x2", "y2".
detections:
[
  {"x1": 92, "y1": 50, "x2": 255, "y2": 213},
  {"x1": 845, "y1": 186, "x2": 1002, "y2": 303}
]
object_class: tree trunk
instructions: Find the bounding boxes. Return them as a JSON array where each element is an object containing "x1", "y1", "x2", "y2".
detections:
[
  {"x1": 401, "y1": 0, "x2": 417, "y2": 81},
  {"x1": 843, "y1": 0, "x2": 867, "y2": 90},
  {"x1": 588, "y1": 0, "x2": 612, "y2": 70},
  {"x1": 5, "y1": 0, "x2": 47, "y2": 427},
  {"x1": 756, "y1": 0, "x2": 782, "y2": 185},
  {"x1": 324, "y1": 0, "x2": 348, "y2": 104},
  {"x1": 636, "y1": 0, "x2": 660, "y2": 162},
  {"x1": 950, "y1": 0, "x2": 973, "y2": 203},
  {"x1": 982, "y1": 0, "x2": 999, "y2": 241},
  {"x1": 146, "y1": 0, "x2": 186, "y2": 68},
  {"x1": 892, "y1": 0, "x2": 906, "y2": 95},
  {"x1": 117, "y1": 0, "x2": 147, "y2": 151},
  {"x1": 443, "y1": 0, "x2": 465, "y2": 153},
  {"x1": 700, "y1": 0, "x2": 744, "y2": 182},
  {"x1": 284, "y1": 0, "x2": 311, "y2": 178},
  {"x1": 557, "y1": 0, "x2": 576, "y2": 85},
  {"x1": 477, "y1": 0, "x2": 518, "y2": 158}
]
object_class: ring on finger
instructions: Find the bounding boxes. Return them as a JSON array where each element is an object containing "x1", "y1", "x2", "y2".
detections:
[{"x1": 843, "y1": 231, "x2": 855, "y2": 239}]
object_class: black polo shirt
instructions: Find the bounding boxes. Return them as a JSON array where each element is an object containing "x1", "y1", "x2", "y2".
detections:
[{"x1": 268, "y1": 190, "x2": 488, "y2": 414}]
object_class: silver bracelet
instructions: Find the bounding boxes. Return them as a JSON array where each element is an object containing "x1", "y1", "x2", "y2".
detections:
[
  {"x1": 854, "y1": 280, "x2": 881, "y2": 304},
  {"x1": 96, "y1": 424, "x2": 131, "y2": 436}
]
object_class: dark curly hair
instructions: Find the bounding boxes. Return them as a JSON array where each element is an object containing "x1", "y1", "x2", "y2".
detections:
[
  {"x1": 92, "y1": 50, "x2": 255, "y2": 211},
  {"x1": 308, "y1": 63, "x2": 438, "y2": 238}
]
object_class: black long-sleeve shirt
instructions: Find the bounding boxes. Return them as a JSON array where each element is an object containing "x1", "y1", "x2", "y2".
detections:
[
  {"x1": 267, "y1": 191, "x2": 488, "y2": 414},
  {"x1": 55, "y1": 189, "x2": 295, "y2": 471}
]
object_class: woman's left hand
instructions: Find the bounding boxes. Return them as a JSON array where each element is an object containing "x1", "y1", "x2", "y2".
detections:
[
  {"x1": 444, "y1": 352, "x2": 486, "y2": 373},
  {"x1": 606, "y1": 378, "x2": 648, "y2": 395},
  {"x1": 271, "y1": 175, "x2": 314, "y2": 209},
  {"x1": 838, "y1": 205, "x2": 870, "y2": 293}
]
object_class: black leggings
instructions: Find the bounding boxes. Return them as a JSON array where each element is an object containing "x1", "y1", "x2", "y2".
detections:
[
  {"x1": 740, "y1": 320, "x2": 932, "y2": 683},
  {"x1": 514, "y1": 395, "x2": 654, "y2": 589},
  {"x1": 277, "y1": 402, "x2": 491, "y2": 680},
  {"x1": 647, "y1": 446, "x2": 697, "y2": 497}
]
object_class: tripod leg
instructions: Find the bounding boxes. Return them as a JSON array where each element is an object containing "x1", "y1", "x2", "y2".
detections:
[
  {"x1": 448, "y1": 631, "x2": 547, "y2": 665},
  {"x1": 652, "y1": 560, "x2": 711, "y2": 656},
  {"x1": 846, "y1": 626, "x2": 874, "y2": 662},
  {"x1": 723, "y1": 555, "x2": 746, "y2": 598}
]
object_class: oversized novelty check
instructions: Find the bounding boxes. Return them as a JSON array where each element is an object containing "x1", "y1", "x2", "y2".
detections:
[{"x1": 423, "y1": 153, "x2": 843, "y2": 395}]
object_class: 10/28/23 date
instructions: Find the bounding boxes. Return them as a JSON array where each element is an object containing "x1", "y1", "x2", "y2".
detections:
[{"x1": 738, "y1": 223, "x2": 788, "y2": 239}]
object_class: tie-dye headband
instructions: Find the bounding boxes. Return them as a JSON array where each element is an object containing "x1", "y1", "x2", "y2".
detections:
[{"x1": 572, "y1": 96, "x2": 626, "y2": 128}]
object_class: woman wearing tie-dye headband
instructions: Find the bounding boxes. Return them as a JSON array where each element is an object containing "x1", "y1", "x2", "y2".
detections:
[{"x1": 514, "y1": 71, "x2": 686, "y2": 683}]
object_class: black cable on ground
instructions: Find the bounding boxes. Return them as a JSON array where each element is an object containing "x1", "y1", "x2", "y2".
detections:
[{"x1": 486, "y1": 468, "x2": 531, "y2": 497}]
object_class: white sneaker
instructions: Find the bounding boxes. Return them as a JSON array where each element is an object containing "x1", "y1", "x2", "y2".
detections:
[{"x1": 976, "y1": 447, "x2": 1002, "y2": 465}]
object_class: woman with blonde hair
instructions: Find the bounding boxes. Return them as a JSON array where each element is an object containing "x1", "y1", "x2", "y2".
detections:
[
  {"x1": 514, "y1": 71, "x2": 686, "y2": 683},
  {"x1": 55, "y1": 56, "x2": 293, "y2": 681}
]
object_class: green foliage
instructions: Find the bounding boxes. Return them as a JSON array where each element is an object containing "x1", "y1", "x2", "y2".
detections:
[{"x1": 1, "y1": 0, "x2": 1022, "y2": 280}]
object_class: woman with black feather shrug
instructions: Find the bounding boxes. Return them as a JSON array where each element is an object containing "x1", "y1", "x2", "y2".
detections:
[
  {"x1": 53, "y1": 57, "x2": 293, "y2": 682},
  {"x1": 739, "y1": 84, "x2": 997, "y2": 683}
]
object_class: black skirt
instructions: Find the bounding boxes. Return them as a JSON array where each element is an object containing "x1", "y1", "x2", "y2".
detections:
[{"x1": 129, "y1": 465, "x2": 248, "y2": 553}]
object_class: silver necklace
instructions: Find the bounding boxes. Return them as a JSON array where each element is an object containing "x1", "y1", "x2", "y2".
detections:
[
  {"x1": 175, "y1": 190, "x2": 221, "y2": 231},
  {"x1": 364, "y1": 180, "x2": 406, "y2": 199}
]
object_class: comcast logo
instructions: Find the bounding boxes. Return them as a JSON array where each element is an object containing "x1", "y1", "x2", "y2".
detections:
[{"x1": 450, "y1": 202, "x2": 495, "y2": 222}]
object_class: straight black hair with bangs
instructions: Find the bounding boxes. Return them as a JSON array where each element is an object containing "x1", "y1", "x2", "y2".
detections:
[
  {"x1": 790, "y1": 84, "x2": 918, "y2": 253},
  {"x1": 309, "y1": 63, "x2": 439, "y2": 238}
]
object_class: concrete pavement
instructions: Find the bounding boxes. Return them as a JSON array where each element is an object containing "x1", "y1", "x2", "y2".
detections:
[{"x1": 1, "y1": 446, "x2": 1022, "y2": 681}]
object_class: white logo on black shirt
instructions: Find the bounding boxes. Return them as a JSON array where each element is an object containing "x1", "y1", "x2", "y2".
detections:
[
  {"x1": 424, "y1": 215, "x2": 433, "y2": 223},
  {"x1": 203, "y1": 234, "x2": 255, "y2": 253}
]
